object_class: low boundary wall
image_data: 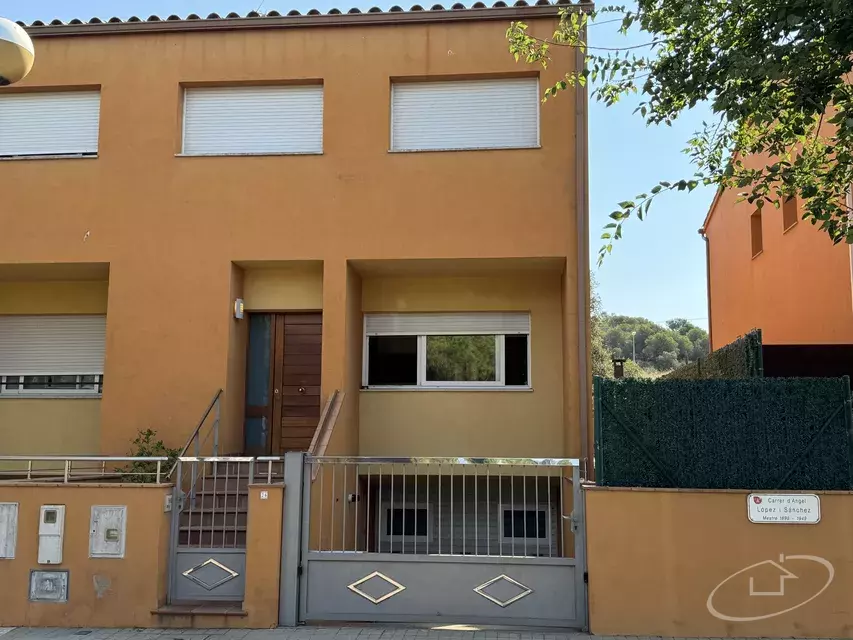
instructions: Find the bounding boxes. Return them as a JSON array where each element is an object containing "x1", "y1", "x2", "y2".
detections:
[
  {"x1": 0, "y1": 484, "x2": 172, "y2": 627},
  {"x1": 586, "y1": 486, "x2": 853, "y2": 637},
  {"x1": 0, "y1": 484, "x2": 283, "y2": 629}
]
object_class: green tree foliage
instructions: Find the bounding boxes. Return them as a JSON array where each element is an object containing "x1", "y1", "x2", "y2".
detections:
[
  {"x1": 621, "y1": 358, "x2": 649, "y2": 379},
  {"x1": 124, "y1": 429, "x2": 181, "y2": 483},
  {"x1": 590, "y1": 276, "x2": 613, "y2": 379},
  {"x1": 590, "y1": 276, "x2": 703, "y2": 376},
  {"x1": 601, "y1": 315, "x2": 709, "y2": 372},
  {"x1": 507, "y1": 1, "x2": 853, "y2": 263}
]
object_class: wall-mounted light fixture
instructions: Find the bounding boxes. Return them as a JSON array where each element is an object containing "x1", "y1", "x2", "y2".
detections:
[{"x1": 234, "y1": 298, "x2": 244, "y2": 320}]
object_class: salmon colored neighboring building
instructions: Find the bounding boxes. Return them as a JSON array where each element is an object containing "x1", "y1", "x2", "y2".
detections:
[
  {"x1": 702, "y1": 185, "x2": 853, "y2": 350},
  {"x1": 0, "y1": 5, "x2": 591, "y2": 465}
]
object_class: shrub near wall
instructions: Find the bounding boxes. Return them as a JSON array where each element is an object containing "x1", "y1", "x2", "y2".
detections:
[
  {"x1": 594, "y1": 376, "x2": 853, "y2": 489},
  {"x1": 664, "y1": 329, "x2": 763, "y2": 380}
]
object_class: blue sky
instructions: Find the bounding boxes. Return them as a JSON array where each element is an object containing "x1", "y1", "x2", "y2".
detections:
[{"x1": 2, "y1": 0, "x2": 716, "y2": 328}]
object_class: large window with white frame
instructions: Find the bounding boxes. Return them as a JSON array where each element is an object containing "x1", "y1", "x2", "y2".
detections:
[
  {"x1": 0, "y1": 315, "x2": 106, "y2": 398},
  {"x1": 363, "y1": 312, "x2": 530, "y2": 389}
]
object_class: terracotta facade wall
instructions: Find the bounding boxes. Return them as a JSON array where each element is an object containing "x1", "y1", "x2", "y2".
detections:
[
  {"x1": 586, "y1": 487, "x2": 853, "y2": 638},
  {"x1": 0, "y1": 398, "x2": 101, "y2": 456},
  {"x1": 0, "y1": 16, "x2": 581, "y2": 456},
  {"x1": 359, "y1": 272, "x2": 564, "y2": 456},
  {"x1": 705, "y1": 188, "x2": 853, "y2": 348},
  {"x1": 0, "y1": 280, "x2": 109, "y2": 455}
]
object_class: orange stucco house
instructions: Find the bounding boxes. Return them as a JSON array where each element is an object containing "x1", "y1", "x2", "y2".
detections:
[
  {"x1": 702, "y1": 179, "x2": 853, "y2": 376},
  {"x1": 0, "y1": 3, "x2": 591, "y2": 465}
]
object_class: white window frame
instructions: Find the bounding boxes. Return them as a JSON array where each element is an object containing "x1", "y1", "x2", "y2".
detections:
[
  {"x1": 0, "y1": 374, "x2": 103, "y2": 398},
  {"x1": 362, "y1": 313, "x2": 531, "y2": 390},
  {"x1": 377, "y1": 502, "x2": 433, "y2": 544},
  {"x1": 499, "y1": 504, "x2": 549, "y2": 544}
]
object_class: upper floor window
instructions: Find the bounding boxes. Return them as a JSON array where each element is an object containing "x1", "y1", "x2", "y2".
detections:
[
  {"x1": 390, "y1": 78, "x2": 539, "y2": 152},
  {"x1": 750, "y1": 208, "x2": 763, "y2": 258},
  {"x1": 363, "y1": 312, "x2": 531, "y2": 389},
  {"x1": 0, "y1": 91, "x2": 100, "y2": 158},
  {"x1": 182, "y1": 85, "x2": 324, "y2": 156},
  {"x1": 0, "y1": 315, "x2": 106, "y2": 398},
  {"x1": 782, "y1": 196, "x2": 798, "y2": 231}
]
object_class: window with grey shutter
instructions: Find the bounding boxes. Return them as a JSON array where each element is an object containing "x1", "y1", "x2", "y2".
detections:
[
  {"x1": 0, "y1": 92, "x2": 101, "y2": 157},
  {"x1": 182, "y1": 86, "x2": 324, "y2": 155},
  {"x1": 390, "y1": 78, "x2": 539, "y2": 152},
  {"x1": 0, "y1": 315, "x2": 106, "y2": 396}
]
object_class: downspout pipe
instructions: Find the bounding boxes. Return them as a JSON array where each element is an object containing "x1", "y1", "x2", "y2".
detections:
[
  {"x1": 575, "y1": 20, "x2": 591, "y2": 477},
  {"x1": 699, "y1": 227, "x2": 713, "y2": 351}
]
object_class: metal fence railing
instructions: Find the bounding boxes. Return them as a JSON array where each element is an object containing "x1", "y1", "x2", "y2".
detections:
[
  {"x1": 174, "y1": 456, "x2": 284, "y2": 549},
  {"x1": 305, "y1": 456, "x2": 581, "y2": 558},
  {"x1": 0, "y1": 456, "x2": 169, "y2": 483}
]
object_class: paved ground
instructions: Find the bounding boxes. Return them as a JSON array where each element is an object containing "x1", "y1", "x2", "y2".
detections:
[
  {"x1": 0, "y1": 626, "x2": 838, "y2": 640},
  {"x1": 0, "y1": 628, "x2": 590, "y2": 640}
]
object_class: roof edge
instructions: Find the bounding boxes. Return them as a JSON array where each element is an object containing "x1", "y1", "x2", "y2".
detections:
[
  {"x1": 700, "y1": 185, "x2": 725, "y2": 234},
  {"x1": 26, "y1": 4, "x2": 584, "y2": 38}
]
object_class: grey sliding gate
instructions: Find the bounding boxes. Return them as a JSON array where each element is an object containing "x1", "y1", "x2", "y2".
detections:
[{"x1": 295, "y1": 456, "x2": 587, "y2": 628}]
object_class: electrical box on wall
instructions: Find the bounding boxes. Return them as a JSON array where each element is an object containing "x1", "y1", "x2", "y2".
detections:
[
  {"x1": 0, "y1": 502, "x2": 18, "y2": 559},
  {"x1": 89, "y1": 506, "x2": 127, "y2": 558},
  {"x1": 38, "y1": 505, "x2": 65, "y2": 565}
]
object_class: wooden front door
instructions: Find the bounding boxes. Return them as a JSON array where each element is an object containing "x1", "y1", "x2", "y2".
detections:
[{"x1": 244, "y1": 312, "x2": 322, "y2": 455}]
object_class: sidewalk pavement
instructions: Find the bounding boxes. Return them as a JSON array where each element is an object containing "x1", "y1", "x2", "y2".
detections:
[
  {"x1": 0, "y1": 628, "x2": 588, "y2": 640},
  {"x1": 0, "y1": 626, "x2": 837, "y2": 640}
]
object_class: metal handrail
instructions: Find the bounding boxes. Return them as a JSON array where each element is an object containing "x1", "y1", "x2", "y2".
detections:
[
  {"x1": 179, "y1": 456, "x2": 254, "y2": 462},
  {"x1": 258, "y1": 456, "x2": 285, "y2": 484},
  {"x1": 306, "y1": 456, "x2": 581, "y2": 466},
  {"x1": 308, "y1": 390, "x2": 339, "y2": 454},
  {"x1": 0, "y1": 456, "x2": 169, "y2": 483},
  {"x1": 0, "y1": 456, "x2": 169, "y2": 461},
  {"x1": 167, "y1": 388, "x2": 223, "y2": 479},
  {"x1": 308, "y1": 390, "x2": 344, "y2": 480}
]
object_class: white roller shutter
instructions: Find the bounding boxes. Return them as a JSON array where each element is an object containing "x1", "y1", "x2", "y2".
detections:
[
  {"x1": 391, "y1": 78, "x2": 539, "y2": 152},
  {"x1": 0, "y1": 315, "x2": 106, "y2": 375},
  {"x1": 183, "y1": 86, "x2": 324, "y2": 155},
  {"x1": 365, "y1": 312, "x2": 530, "y2": 336},
  {"x1": 0, "y1": 92, "x2": 100, "y2": 157}
]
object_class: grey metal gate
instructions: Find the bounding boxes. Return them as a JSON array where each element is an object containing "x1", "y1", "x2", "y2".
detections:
[
  {"x1": 168, "y1": 457, "x2": 254, "y2": 603},
  {"x1": 293, "y1": 455, "x2": 587, "y2": 628}
]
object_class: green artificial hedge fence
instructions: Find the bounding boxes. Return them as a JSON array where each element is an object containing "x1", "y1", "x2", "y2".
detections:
[
  {"x1": 594, "y1": 375, "x2": 853, "y2": 490},
  {"x1": 664, "y1": 329, "x2": 764, "y2": 380}
]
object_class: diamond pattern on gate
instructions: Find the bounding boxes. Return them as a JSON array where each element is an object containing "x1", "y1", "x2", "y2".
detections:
[
  {"x1": 473, "y1": 574, "x2": 533, "y2": 607},
  {"x1": 347, "y1": 571, "x2": 406, "y2": 604},
  {"x1": 182, "y1": 558, "x2": 240, "y2": 591}
]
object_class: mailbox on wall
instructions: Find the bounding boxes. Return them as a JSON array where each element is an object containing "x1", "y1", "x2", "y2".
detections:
[{"x1": 38, "y1": 505, "x2": 65, "y2": 565}]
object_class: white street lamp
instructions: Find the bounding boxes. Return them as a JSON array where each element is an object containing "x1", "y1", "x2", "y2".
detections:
[
  {"x1": 0, "y1": 17, "x2": 34, "y2": 86},
  {"x1": 631, "y1": 331, "x2": 636, "y2": 362}
]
